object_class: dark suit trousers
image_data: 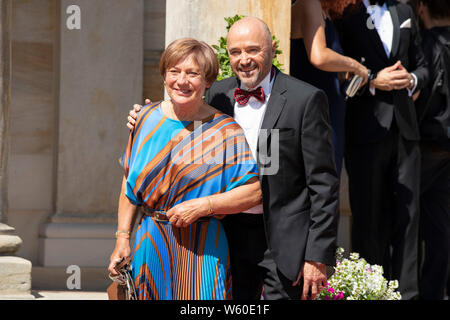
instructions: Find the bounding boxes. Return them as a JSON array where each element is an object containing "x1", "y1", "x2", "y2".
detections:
[
  {"x1": 345, "y1": 123, "x2": 421, "y2": 300},
  {"x1": 221, "y1": 213, "x2": 302, "y2": 300},
  {"x1": 418, "y1": 143, "x2": 450, "y2": 300}
]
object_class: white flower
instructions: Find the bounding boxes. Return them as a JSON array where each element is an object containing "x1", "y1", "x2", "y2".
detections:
[{"x1": 318, "y1": 248, "x2": 402, "y2": 300}]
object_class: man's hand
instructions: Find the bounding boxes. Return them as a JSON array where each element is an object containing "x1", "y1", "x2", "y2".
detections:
[
  {"x1": 127, "y1": 99, "x2": 151, "y2": 130},
  {"x1": 293, "y1": 261, "x2": 327, "y2": 300},
  {"x1": 372, "y1": 61, "x2": 414, "y2": 92}
]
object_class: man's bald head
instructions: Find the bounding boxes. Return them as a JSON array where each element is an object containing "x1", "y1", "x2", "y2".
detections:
[
  {"x1": 228, "y1": 17, "x2": 273, "y2": 48},
  {"x1": 226, "y1": 17, "x2": 276, "y2": 88}
]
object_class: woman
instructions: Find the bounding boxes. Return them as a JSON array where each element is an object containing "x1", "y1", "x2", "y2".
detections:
[
  {"x1": 108, "y1": 38, "x2": 262, "y2": 300},
  {"x1": 291, "y1": 0, "x2": 368, "y2": 175}
]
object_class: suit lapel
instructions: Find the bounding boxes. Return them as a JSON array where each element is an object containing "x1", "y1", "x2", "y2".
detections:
[
  {"x1": 260, "y1": 69, "x2": 287, "y2": 134},
  {"x1": 224, "y1": 77, "x2": 239, "y2": 116},
  {"x1": 226, "y1": 87, "x2": 236, "y2": 115},
  {"x1": 388, "y1": 0, "x2": 400, "y2": 60}
]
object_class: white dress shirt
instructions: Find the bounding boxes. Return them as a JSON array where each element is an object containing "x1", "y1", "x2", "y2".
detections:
[
  {"x1": 363, "y1": 0, "x2": 417, "y2": 96},
  {"x1": 233, "y1": 70, "x2": 274, "y2": 214}
]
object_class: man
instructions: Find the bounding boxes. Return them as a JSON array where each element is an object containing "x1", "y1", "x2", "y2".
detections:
[
  {"x1": 336, "y1": 0, "x2": 428, "y2": 299},
  {"x1": 127, "y1": 17, "x2": 339, "y2": 300},
  {"x1": 415, "y1": 0, "x2": 450, "y2": 300}
]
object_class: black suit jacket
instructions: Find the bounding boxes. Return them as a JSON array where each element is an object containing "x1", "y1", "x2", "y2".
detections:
[
  {"x1": 337, "y1": 0, "x2": 428, "y2": 144},
  {"x1": 205, "y1": 68, "x2": 340, "y2": 281}
]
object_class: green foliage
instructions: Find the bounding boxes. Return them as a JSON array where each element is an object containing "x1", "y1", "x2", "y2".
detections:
[{"x1": 212, "y1": 15, "x2": 284, "y2": 81}]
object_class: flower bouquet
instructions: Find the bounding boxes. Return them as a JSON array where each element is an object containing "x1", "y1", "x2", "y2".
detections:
[{"x1": 317, "y1": 247, "x2": 402, "y2": 300}]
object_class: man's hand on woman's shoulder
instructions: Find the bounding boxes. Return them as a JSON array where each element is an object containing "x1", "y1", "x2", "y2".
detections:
[{"x1": 127, "y1": 98, "x2": 151, "y2": 130}]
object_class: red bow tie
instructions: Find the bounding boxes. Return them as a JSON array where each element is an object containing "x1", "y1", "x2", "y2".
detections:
[{"x1": 234, "y1": 87, "x2": 265, "y2": 106}]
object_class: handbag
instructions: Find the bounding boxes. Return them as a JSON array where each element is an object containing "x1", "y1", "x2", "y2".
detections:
[
  {"x1": 343, "y1": 57, "x2": 367, "y2": 100},
  {"x1": 107, "y1": 257, "x2": 137, "y2": 300},
  {"x1": 345, "y1": 74, "x2": 364, "y2": 99}
]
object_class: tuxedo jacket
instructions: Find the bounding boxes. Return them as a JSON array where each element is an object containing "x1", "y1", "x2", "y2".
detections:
[
  {"x1": 205, "y1": 68, "x2": 340, "y2": 281},
  {"x1": 337, "y1": 0, "x2": 429, "y2": 144}
]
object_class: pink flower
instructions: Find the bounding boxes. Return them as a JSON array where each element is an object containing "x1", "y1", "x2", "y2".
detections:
[
  {"x1": 328, "y1": 287, "x2": 335, "y2": 294},
  {"x1": 324, "y1": 296, "x2": 330, "y2": 300}
]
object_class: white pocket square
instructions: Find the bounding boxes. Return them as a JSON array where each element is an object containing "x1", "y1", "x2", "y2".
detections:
[{"x1": 400, "y1": 18, "x2": 411, "y2": 29}]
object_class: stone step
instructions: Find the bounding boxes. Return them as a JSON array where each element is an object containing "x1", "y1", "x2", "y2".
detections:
[{"x1": 31, "y1": 290, "x2": 108, "y2": 300}]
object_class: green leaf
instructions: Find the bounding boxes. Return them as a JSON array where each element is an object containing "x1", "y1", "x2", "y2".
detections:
[{"x1": 213, "y1": 15, "x2": 284, "y2": 80}]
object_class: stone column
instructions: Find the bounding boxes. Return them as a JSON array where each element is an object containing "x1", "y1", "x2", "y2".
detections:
[
  {"x1": 38, "y1": 0, "x2": 143, "y2": 289},
  {"x1": 165, "y1": 0, "x2": 291, "y2": 72},
  {"x1": 0, "y1": 0, "x2": 33, "y2": 299}
]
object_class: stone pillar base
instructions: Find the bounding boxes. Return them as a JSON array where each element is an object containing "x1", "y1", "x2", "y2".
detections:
[
  {"x1": 0, "y1": 223, "x2": 34, "y2": 299},
  {"x1": 37, "y1": 221, "x2": 116, "y2": 291},
  {"x1": 39, "y1": 221, "x2": 117, "y2": 267},
  {"x1": 37, "y1": 215, "x2": 140, "y2": 291},
  {"x1": 0, "y1": 256, "x2": 34, "y2": 299}
]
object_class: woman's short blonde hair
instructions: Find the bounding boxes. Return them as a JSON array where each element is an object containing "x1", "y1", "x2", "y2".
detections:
[{"x1": 160, "y1": 38, "x2": 219, "y2": 85}]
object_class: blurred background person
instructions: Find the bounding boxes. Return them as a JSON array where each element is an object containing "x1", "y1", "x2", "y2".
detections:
[
  {"x1": 337, "y1": 0, "x2": 429, "y2": 299},
  {"x1": 414, "y1": 0, "x2": 450, "y2": 300},
  {"x1": 290, "y1": 0, "x2": 368, "y2": 176}
]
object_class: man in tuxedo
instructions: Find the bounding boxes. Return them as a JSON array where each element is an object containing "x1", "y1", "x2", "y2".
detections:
[
  {"x1": 128, "y1": 17, "x2": 340, "y2": 300},
  {"x1": 337, "y1": 0, "x2": 428, "y2": 299}
]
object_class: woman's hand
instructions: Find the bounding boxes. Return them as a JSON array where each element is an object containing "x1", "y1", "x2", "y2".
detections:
[
  {"x1": 108, "y1": 237, "x2": 131, "y2": 276},
  {"x1": 166, "y1": 198, "x2": 210, "y2": 228},
  {"x1": 353, "y1": 61, "x2": 369, "y2": 89}
]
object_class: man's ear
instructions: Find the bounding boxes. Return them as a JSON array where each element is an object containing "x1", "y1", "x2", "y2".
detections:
[{"x1": 271, "y1": 40, "x2": 277, "y2": 58}]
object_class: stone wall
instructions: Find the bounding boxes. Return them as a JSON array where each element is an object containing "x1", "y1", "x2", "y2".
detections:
[
  {"x1": 7, "y1": 0, "x2": 58, "y2": 262},
  {"x1": 165, "y1": 0, "x2": 291, "y2": 74},
  {"x1": 55, "y1": 0, "x2": 143, "y2": 219},
  {"x1": 144, "y1": 0, "x2": 166, "y2": 101}
]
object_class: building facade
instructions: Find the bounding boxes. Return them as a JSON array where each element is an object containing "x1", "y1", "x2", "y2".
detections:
[{"x1": 0, "y1": 0, "x2": 351, "y2": 293}]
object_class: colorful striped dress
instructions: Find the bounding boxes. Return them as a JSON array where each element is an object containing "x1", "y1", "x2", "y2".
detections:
[{"x1": 119, "y1": 102, "x2": 258, "y2": 300}]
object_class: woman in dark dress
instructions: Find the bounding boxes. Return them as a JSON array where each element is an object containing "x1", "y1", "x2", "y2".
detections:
[{"x1": 291, "y1": 0, "x2": 367, "y2": 175}]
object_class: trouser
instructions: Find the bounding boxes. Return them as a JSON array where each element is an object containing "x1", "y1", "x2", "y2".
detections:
[
  {"x1": 345, "y1": 123, "x2": 421, "y2": 300},
  {"x1": 418, "y1": 143, "x2": 450, "y2": 300},
  {"x1": 221, "y1": 213, "x2": 303, "y2": 300}
]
